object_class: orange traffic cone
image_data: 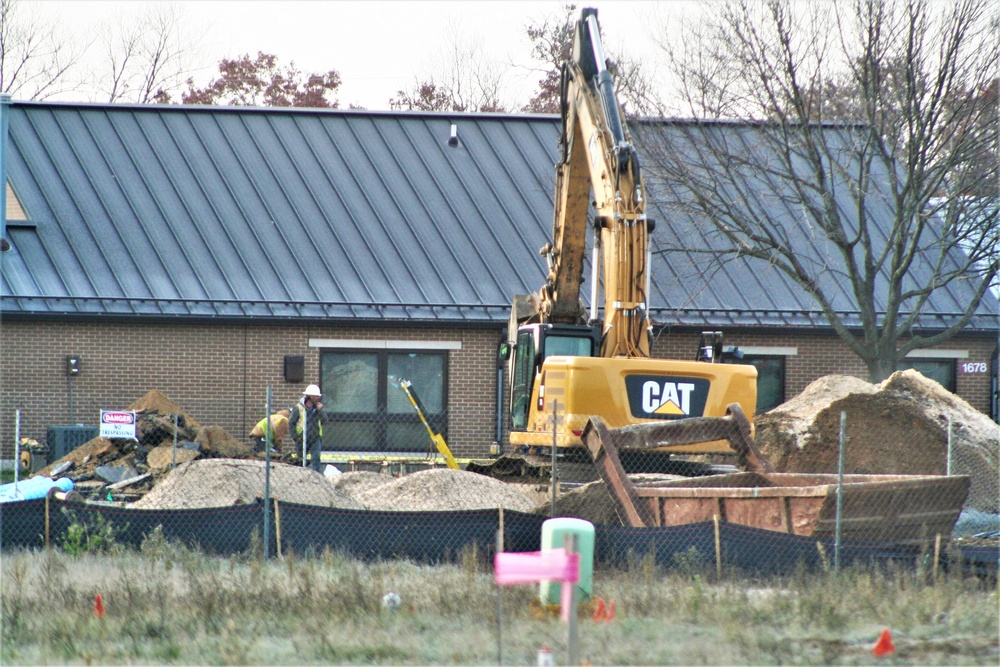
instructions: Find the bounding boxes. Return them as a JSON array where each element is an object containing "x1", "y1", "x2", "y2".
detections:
[
  {"x1": 592, "y1": 597, "x2": 607, "y2": 621},
  {"x1": 604, "y1": 599, "x2": 616, "y2": 622},
  {"x1": 94, "y1": 593, "x2": 105, "y2": 618},
  {"x1": 872, "y1": 628, "x2": 894, "y2": 656}
]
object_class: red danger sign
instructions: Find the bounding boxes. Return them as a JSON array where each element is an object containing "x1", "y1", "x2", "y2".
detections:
[
  {"x1": 100, "y1": 410, "x2": 137, "y2": 439},
  {"x1": 102, "y1": 412, "x2": 135, "y2": 424}
]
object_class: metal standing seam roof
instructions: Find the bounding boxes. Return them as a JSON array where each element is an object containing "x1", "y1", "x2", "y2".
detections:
[{"x1": 0, "y1": 101, "x2": 996, "y2": 333}]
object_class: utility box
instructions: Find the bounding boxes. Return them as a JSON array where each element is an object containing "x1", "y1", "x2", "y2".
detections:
[
  {"x1": 46, "y1": 426, "x2": 99, "y2": 463},
  {"x1": 539, "y1": 517, "x2": 595, "y2": 605}
]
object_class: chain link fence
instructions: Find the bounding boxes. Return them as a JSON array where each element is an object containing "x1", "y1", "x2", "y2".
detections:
[{"x1": 2, "y1": 387, "x2": 997, "y2": 577}]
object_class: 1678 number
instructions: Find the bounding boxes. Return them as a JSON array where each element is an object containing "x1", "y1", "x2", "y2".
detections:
[{"x1": 959, "y1": 362, "x2": 987, "y2": 374}]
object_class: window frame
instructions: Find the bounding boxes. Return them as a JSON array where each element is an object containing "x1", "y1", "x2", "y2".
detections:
[
  {"x1": 737, "y1": 354, "x2": 787, "y2": 414},
  {"x1": 319, "y1": 347, "x2": 449, "y2": 452},
  {"x1": 899, "y1": 357, "x2": 956, "y2": 393}
]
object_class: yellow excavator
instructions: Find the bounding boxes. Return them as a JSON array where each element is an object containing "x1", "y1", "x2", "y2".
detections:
[{"x1": 493, "y1": 8, "x2": 758, "y2": 475}]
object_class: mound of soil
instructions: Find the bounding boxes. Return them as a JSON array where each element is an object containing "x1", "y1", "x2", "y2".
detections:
[
  {"x1": 128, "y1": 390, "x2": 202, "y2": 430},
  {"x1": 133, "y1": 459, "x2": 364, "y2": 510},
  {"x1": 195, "y1": 425, "x2": 255, "y2": 459},
  {"x1": 329, "y1": 471, "x2": 396, "y2": 497},
  {"x1": 755, "y1": 370, "x2": 999, "y2": 512},
  {"x1": 354, "y1": 468, "x2": 537, "y2": 512}
]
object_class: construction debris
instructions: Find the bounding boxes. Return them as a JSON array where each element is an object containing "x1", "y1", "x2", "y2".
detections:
[{"x1": 33, "y1": 391, "x2": 250, "y2": 502}]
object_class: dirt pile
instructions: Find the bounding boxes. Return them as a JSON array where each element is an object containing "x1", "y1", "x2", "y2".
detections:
[
  {"x1": 353, "y1": 468, "x2": 538, "y2": 512},
  {"x1": 133, "y1": 460, "x2": 364, "y2": 510},
  {"x1": 329, "y1": 471, "x2": 396, "y2": 497},
  {"x1": 127, "y1": 390, "x2": 202, "y2": 430},
  {"x1": 755, "y1": 370, "x2": 999, "y2": 512}
]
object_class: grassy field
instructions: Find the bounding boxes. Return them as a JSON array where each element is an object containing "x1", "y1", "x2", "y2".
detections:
[{"x1": 1, "y1": 532, "x2": 997, "y2": 665}]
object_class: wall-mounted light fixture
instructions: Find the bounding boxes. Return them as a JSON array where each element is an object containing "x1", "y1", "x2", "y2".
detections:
[
  {"x1": 447, "y1": 123, "x2": 459, "y2": 147},
  {"x1": 66, "y1": 356, "x2": 81, "y2": 376}
]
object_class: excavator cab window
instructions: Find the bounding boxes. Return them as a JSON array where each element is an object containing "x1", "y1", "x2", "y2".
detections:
[
  {"x1": 542, "y1": 334, "x2": 595, "y2": 359},
  {"x1": 510, "y1": 330, "x2": 536, "y2": 430}
]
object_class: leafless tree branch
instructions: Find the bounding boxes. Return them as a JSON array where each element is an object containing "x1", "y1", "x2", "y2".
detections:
[{"x1": 646, "y1": 0, "x2": 998, "y2": 381}]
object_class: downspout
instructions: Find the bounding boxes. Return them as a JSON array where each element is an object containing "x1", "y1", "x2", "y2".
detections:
[{"x1": 495, "y1": 333, "x2": 505, "y2": 450}]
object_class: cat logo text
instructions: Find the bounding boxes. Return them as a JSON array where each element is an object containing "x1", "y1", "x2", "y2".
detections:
[{"x1": 624, "y1": 375, "x2": 711, "y2": 420}]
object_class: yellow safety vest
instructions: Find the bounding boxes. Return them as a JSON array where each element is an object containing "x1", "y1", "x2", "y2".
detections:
[{"x1": 294, "y1": 404, "x2": 323, "y2": 436}]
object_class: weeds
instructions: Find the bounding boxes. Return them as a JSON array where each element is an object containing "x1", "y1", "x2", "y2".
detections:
[
  {"x1": 58, "y1": 509, "x2": 127, "y2": 556},
  {"x1": 0, "y1": 545, "x2": 996, "y2": 665}
]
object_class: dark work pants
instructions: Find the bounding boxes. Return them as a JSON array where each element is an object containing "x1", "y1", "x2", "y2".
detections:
[{"x1": 308, "y1": 437, "x2": 322, "y2": 472}]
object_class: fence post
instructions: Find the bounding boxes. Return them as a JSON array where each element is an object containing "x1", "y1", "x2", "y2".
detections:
[
  {"x1": 835, "y1": 411, "x2": 846, "y2": 572},
  {"x1": 496, "y1": 505, "x2": 504, "y2": 666},
  {"x1": 44, "y1": 492, "x2": 50, "y2": 549},
  {"x1": 14, "y1": 409, "x2": 21, "y2": 492},
  {"x1": 264, "y1": 386, "x2": 273, "y2": 560},
  {"x1": 946, "y1": 417, "x2": 953, "y2": 476},
  {"x1": 565, "y1": 532, "x2": 578, "y2": 667},
  {"x1": 933, "y1": 533, "x2": 941, "y2": 583},
  {"x1": 273, "y1": 498, "x2": 283, "y2": 560},
  {"x1": 171, "y1": 413, "x2": 178, "y2": 469},
  {"x1": 714, "y1": 514, "x2": 722, "y2": 577},
  {"x1": 550, "y1": 400, "x2": 559, "y2": 518}
]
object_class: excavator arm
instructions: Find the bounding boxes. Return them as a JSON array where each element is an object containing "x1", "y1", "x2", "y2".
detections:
[{"x1": 536, "y1": 8, "x2": 651, "y2": 358}]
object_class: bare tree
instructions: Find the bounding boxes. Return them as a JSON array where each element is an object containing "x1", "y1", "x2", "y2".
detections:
[
  {"x1": 0, "y1": 0, "x2": 77, "y2": 99},
  {"x1": 391, "y1": 18, "x2": 511, "y2": 113},
  {"x1": 522, "y1": 4, "x2": 659, "y2": 115},
  {"x1": 99, "y1": 3, "x2": 200, "y2": 104},
  {"x1": 645, "y1": 0, "x2": 998, "y2": 382}
]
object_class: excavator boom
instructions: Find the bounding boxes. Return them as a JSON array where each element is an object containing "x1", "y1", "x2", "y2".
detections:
[{"x1": 499, "y1": 8, "x2": 758, "y2": 466}]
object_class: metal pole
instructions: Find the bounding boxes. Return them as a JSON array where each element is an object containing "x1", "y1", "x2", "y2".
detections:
[
  {"x1": 171, "y1": 413, "x2": 178, "y2": 468},
  {"x1": 496, "y1": 505, "x2": 504, "y2": 666},
  {"x1": 550, "y1": 400, "x2": 559, "y2": 518},
  {"x1": 14, "y1": 409, "x2": 21, "y2": 492},
  {"x1": 946, "y1": 416, "x2": 953, "y2": 476},
  {"x1": 264, "y1": 386, "x2": 273, "y2": 560},
  {"x1": 565, "y1": 532, "x2": 578, "y2": 667},
  {"x1": 68, "y1": 376, "x2": 75, "y2": 425},
  {"x1": 302, "y1": 406, "x2": 308, "y2": 468},
  {"x1": 835, "y1": 411, "x2": 846, "y2": 572}
]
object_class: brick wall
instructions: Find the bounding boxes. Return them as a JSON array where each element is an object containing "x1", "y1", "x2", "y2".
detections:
[
  {"x1": 0, "y1": 320, "x2": 504, "y2": 460},
  {"x1": 1, "y1": 319, "x2": 994, "y2": 460},
  {"x1": 651, "y1": 329, "x2": 997, "y2": 414}
]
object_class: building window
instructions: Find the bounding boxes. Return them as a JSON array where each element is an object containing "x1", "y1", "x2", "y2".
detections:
[
  {"x1": 729, "y1": 355, "x2": 786, "y2": 413},
  {"x1": 899, "y1": 358, "x2": 955, "y2": 392},
  {"x1": 319, "y1": 349, "x2": 447, "y2": 452}
]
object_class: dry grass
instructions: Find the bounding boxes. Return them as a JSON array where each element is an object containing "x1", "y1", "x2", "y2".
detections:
[{"x1": 2, "y1": 533, "x2": 997, "y2": 666}]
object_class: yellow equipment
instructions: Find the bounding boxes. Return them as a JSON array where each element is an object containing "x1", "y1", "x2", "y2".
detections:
[
  {"x1": 500, "y1": 8, "x2": 757, "y2": 457},
  {"x1": 397, "y1": 379, "x2": 460, "y2": 470}
]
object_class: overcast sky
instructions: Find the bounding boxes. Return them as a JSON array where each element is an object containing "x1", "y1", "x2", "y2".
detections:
[{"x1": 40, "y1": 1, "x2": 681, "y2": 109}]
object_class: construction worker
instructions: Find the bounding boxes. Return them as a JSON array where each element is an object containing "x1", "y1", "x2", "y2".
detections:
[
  {"x1": 249, "y1": 409, "x2": 290, "y2": 453},
  {"x1": 288, "y1": 384, "x2": 324, "y2": 472}
]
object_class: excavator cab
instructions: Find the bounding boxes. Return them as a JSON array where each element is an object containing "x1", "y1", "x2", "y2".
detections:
[{"x1": 502, "y1": 323, "x2": 601, "y2": 430}]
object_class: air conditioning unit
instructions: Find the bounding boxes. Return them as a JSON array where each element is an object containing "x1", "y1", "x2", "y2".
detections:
[{"x1": 46, "y1": 426, "x2": 99, "y2": 463}]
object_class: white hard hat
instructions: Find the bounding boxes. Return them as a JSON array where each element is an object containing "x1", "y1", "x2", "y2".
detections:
[{"x1": 303, "y1": 384, "x2": 322, "y2": 397}]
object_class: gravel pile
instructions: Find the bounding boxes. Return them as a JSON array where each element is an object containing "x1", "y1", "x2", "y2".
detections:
[
  {"x1": 353, "y1": 468, "x2": 537, "y2": 512},
  {"x1": 132, "y1": 459, "x2": 364, "y2": 510}
]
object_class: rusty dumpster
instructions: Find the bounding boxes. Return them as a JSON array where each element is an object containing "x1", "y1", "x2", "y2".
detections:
[{"x1": 632, "y1": 471, "x2": 970, "y2": 544}]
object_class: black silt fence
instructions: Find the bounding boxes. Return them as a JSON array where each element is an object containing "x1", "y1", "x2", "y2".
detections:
[{"x1": 1, "y1": 497, "x2": 995, "y2": 578}]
